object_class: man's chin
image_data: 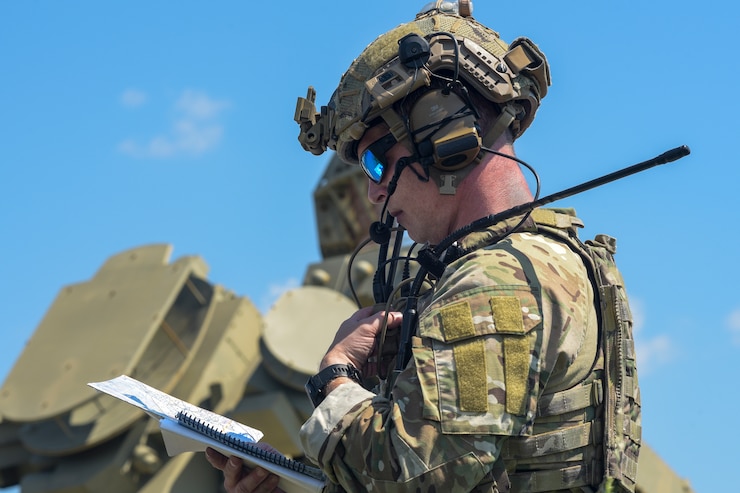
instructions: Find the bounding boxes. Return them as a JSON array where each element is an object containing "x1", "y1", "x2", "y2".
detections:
[
  {"x1": 405, "y1": 229, "x2": 425, "y2": 244},
  {"x1": 396, "y1": 216, "x2": 430, "y2": 244}
]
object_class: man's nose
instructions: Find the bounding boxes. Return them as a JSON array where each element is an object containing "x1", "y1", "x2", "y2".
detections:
[{"x1": 367, "y1": 179, "x2": 387, "y2": 205}]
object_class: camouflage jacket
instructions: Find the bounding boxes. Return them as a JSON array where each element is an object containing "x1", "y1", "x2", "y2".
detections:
[{"x1": 299, "y1": 209, "x2": 600, "y2": 492}]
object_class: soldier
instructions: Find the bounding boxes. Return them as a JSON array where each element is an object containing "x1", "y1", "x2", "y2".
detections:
[{"x1": 209, "y1": 1, "x2": 641, "y2": 491}]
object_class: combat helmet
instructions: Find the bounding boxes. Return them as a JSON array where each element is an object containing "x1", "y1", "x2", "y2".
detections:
[{"x1": 295, "y1": 0, "x2": 551, "y2": 172}]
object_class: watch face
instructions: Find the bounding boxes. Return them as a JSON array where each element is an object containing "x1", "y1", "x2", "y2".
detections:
[{"x1": 306, "y1": 370, "x2": 329, "y2": 407}]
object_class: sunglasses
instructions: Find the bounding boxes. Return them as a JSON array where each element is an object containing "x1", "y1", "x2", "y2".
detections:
[{"x1": 359, "y1": 133, "x2": 397, "y2": 183}]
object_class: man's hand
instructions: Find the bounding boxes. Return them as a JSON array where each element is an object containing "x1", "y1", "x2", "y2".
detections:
[
  {"x1": 205, "y1": 447, "x2": 284, "y2": 493},
  {"x1": 321, "y1": 306, "x2": 403, "y2": 372}
]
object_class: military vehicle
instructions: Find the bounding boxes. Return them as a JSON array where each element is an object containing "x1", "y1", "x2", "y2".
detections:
[{"x1": 0, "y1": 155, "x2": 693, "y2": 492}]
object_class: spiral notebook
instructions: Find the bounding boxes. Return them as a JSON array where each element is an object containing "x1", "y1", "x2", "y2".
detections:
[{"x1": 88, "y1": 375, "x2": 325, "y2": 493}]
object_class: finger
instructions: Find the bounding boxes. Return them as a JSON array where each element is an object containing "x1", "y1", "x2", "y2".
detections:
[
  {"x1": 205, "y1": 447, "x2": 229, "y2": 470},
  {"x1": 207, "y1": 448, "x2": 283, "y2": 493},
  {"x1": 232, "y1": 466, "x2": 280, "y2": 493},
  {"x1": 253, "y1": 472, "x2": 282, "y2": 493},
  {"x1": 223, "y1": 455, "x2": 249, "y2": 490},
  {"x1": 385, "y1": 310, "x2": 403, "y2": 328}
]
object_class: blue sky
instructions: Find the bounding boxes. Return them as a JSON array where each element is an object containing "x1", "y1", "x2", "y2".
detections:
[{"x1": 1, "y1": 1, "x2": 736, "y2": 492}]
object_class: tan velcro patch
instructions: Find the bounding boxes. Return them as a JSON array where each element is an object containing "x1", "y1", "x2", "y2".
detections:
[
  {"x1": 530, "y1": 208, "x2": 558, "y2": 227},
  {"x1": 490, "y1": 296, "x2": 525, "y2": 334},
  {"x1": 490, "y1": 295, "x2": 528, "y2": 415},
  {"x1": 440, "y1": 301, "x2": 488, "y2": 412},
  {"x1": 440, "y1": 301, "x2": 477, "y2": 341},
  {"x1": 454, "y1": 338, "x2": 488, "y2": 413},
  {"x1": 504, "y1": 335, "x2": 530, "y2": 415}
]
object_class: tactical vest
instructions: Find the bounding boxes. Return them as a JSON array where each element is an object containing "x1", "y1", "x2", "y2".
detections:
[{"x1": 498, "y1": 209, "x2": 642, "y2": 493}]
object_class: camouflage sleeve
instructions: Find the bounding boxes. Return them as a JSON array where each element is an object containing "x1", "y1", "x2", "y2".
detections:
[
  {"x1": 299, "y1": 368, "x2": 505, "y2": 492},
  {"x1": 298, "y1": 232, "x2": 594, "y2": 492},
  {"x1": 300, "y1": 383, "x2": 375, "y2": 467}
]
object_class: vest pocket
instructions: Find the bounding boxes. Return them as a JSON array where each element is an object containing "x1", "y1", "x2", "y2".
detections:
[{"x1": 415, "y1": 285, "x2": 543, "y2": 435}]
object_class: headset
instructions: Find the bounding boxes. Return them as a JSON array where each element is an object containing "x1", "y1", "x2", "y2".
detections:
[
  {"x1": 390, "y1": 33, "x2": 484, "y2": 174},
  {"x1": 408, "y1": 87, "x2": 482, "y2": 171}
]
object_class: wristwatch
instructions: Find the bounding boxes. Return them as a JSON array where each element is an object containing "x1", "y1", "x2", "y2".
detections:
[{"x1": 305, "y1": 364, "x2": 362, "y2": 407}]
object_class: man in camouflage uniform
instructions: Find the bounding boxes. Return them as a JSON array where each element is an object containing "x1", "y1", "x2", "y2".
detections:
[{"x1": 208, "y1": 2, "x2": 640, "y2": 492}]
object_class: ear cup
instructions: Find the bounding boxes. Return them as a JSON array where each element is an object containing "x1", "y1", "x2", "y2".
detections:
[{"x1": 408, "y1": 89, "x2": 482, "y2": 171}]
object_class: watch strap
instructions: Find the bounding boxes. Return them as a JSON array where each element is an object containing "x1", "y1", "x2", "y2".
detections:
[{"x1": 305, "y1": 364, "x2": 362, "y2": 407}]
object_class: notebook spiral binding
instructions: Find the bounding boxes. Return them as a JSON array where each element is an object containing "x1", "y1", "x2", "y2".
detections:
[{"x1": 175, "y1": 411, "x2": 325, "y2": 482}]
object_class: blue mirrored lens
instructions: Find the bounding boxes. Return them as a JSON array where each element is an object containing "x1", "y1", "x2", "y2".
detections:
[
  {"x1": 361, "y1": 149, "x2": 385, "y2": 184},
  {"x1": 360, "y1": 133, "x2": 396, "y2": 184}
]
